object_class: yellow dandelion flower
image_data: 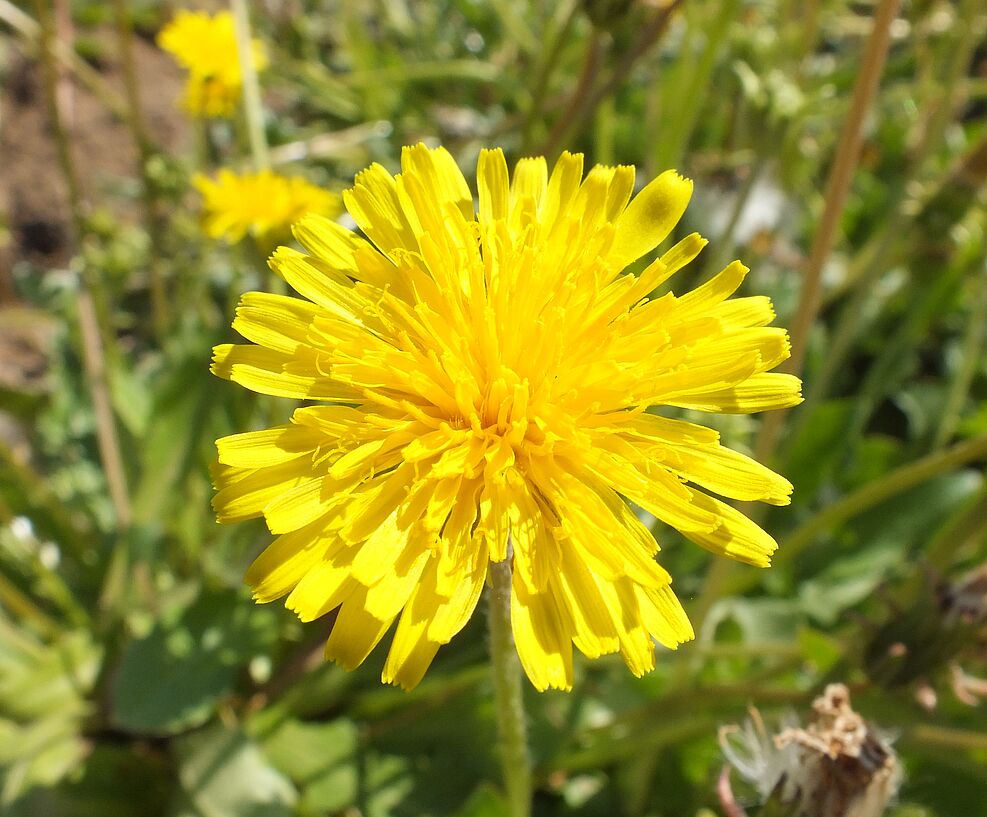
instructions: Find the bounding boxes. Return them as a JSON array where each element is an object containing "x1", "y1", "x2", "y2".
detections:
[
  {"x1": 195, "y1": 169, "x2": 340, "y2": 244},
  {"x1": 211, "y1": 144, "x2": 802, "y2": 691},
  {"x1": 157, "y1": 10, "x2": 268, "y2": 118}
]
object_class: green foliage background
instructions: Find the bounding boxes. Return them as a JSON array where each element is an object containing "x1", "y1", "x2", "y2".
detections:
[{"x1": 1, "y1": 0, "x2": 986, "y2": 815}]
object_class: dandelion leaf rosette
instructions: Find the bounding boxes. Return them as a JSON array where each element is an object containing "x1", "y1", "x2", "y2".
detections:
[{"x1": 211, "y1": 144, "x2": 802, "y2": 691}]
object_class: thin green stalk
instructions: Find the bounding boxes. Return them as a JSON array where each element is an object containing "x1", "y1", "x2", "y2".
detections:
[
  {"x1": 933, "y1": 257, "x2": 987, "y2": 449},
  {"x1": 339, "y1": 59, "x2": 499, "y2": 87},
  {"x1": 779, "y1": 432, "x2": 987, "y2": 565},
  {"x1": 754, "y1": 0, "x2": 902, "y2": 467},
  {"x1": 652, "y1": 0, "x2": 742, "y2": 173},
  {"x1": 539, "y1": 27, "x2": 604, "y2": 160},
  {"x1": 593, "y1": 94, "x2": 616, "y2": 165},
  {"x1": 520, "y1": 0, "x2": 579, "y2": 153},
  {"x1": 699, "y1": 432, "x2": 987, "y2": 627},
  {"x1": 924, "y1": 483, "x2": 987, "y2": 571},
  {"x1": 547, "y1": 680, "x2": 812, "y2": 776},
  {"x1": 490, "y1": 0, "x2": 537, "y2": 54},
  {"x1": 838, "y1": 251, "x2": 965, "y2": 455},
  {"x1": 230, "y1": 0, "x2": 269, "y2": 171},
  {"x1": 110, "y1": 0, "x2": 169, "y2": 338},
  {"x1": 795, "y1": 0, "x2": 985, "y2": 423},
  {"x1": 539, "y1": 0, "x2": 684, "y2": 158},
  {"x1": 704, "y1": 161, "x2": 764, "y2": 276},
  {"x1": 33, "y1": 0, "x2": 131, "y2": 531},
  {"x1": 0, "y1": 570, "x2": 61, "y2": 638},
  {"x1": 903, "y1": 724, "x2": 987, "y2": 753},
  {"x1": 488, "y1": 560, "x2": 532, "y2": 817}
]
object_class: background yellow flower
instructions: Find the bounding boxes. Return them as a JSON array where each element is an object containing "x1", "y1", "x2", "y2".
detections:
[
  {"x1": 194, "y1": 169, "x2": 339, "y2": 244},
  {"x1": 157, "y1": 10, "x2": 267, "y2": 118}
]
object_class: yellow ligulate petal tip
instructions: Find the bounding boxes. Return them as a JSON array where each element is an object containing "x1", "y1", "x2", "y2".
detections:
[{"x1": 610, "y1": 169, "x2": 693, "y2": 270}]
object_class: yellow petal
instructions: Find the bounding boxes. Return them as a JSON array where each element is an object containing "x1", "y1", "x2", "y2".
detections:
[
  {"x1": 609, "y1": 170, "x2": 693, "y2": 270},
  {"x1": 663, "y1": 442, "x2": 794, "y2": 506},
  {"x1": 477, "y1": 148, "x2": 510, "y2": 224},
  {"x1": 245, "y1": 521, "x2": 339, "y2": 603},
  {"x1": 635, "y1": 583, "x2": 694, "y2": 649},
  {"x1": 382, "y1": 562, "x2": 443, "y2": 690},
  {"x1": 292, "y1": 213, "x2": 375, "y2": 279},
  {"x1": 363, "y1": 547, "x2": 431, "y2": 621},
  {"x1": 343, "y1": 162, "x2": 418, "y2": 257},
  {"x1": 324, "y1": 587, "x2": 395, "y2": 670},
  {"x1": 511, "y1": 568, "x2": 573, "y2": 692},
  {"x1": 669, "y1": 372, "x2": 803, "y2": 413},
  {"x1": 211, "y1": 343, "x2": 359, "y2": 401},
  {"x1": 211, "y1": 459, "x2": 312, "y2": 524},
  {"x1": 401, "y1": 143, "x2": 474, "y2": 223},
  {"x1": 553, "y1": 548, "x2": 619, "y2": 659},
  {"x1": 216, "y1": 424, "x2": 323, "y2": 469},
  {"x1": 539, "y1": 151, "x2": 584, "y2": 235},
  {"x1": 263, "y1": 477, "x2": 340, "y2": 534},
  {"x1": 672, "y1": 260, "x2": 749, "y2": 317},
  {"x1": 681, "y1": 489, "x2": 779, "y2": 567},
  {"x1": 285, "y1": 547, "x2": 359, "y2": 621},
  {"x1": 428, "y1": 535, "x2": 488, "y2": 644}
]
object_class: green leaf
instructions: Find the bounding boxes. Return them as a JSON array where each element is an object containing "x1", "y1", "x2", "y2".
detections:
[
  {"x1": 173, "y1": 725, "x2": 296, "y2": 817},
  {"x1": 704, "y1": 597, "x2": 802, "y2": 644},
  {"x1": 0, "y1": 627, "x2": 100, "y2": 721},
  {"x1": 9, "y1": 745, "x2": 170, "y2": 817},
  {"x1": 454, "y1": 783, "x2": 509, "y2": 817},
  {"x1": 0, "y1": 715, "x2": 87, "y2": 810},
  {"x1": 258, "y1": 718, "x2": 359, "y2": 813},
  {"x1": 111, "y1": 589, "x2": 276, "y2": 735}
]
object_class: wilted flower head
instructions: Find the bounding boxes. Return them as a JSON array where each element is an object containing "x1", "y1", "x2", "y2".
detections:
[
  {"x1": 195, "y1": 169, "x2": 340, "y2": 245},
  {"x1": 721, "y1": 684, "x2": 901, "y2": 817},
  {"x1": 211, "y1": 144, "x2": 801, "y2": 691},
  {"x1": 157, "y1": 10, "x2": 267, "y2": 118}
]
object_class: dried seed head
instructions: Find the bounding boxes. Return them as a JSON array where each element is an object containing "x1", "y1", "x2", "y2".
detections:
[{"x1": 721, "y1": 684, "x2": 901, "y2": 817}]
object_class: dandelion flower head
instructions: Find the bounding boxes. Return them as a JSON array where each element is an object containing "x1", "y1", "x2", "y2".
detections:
[
  {"x1": 157, "y1": 10, "x2": 267, "y2": 118},
  {"x1": 212, "y1": 144, "x2": 802, "y2": 691},
  {"x1": 195, "y1": 169, "x2": 340, "y2": 245}
]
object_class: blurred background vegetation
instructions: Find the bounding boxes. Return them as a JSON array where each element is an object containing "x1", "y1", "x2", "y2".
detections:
[{"x1": 1, "y1": 0, "x2": 986, "y2": 815}]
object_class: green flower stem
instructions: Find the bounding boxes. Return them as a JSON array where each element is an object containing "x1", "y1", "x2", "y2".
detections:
[
  {"x1": 487, "y1": 560, "x2": 532, "y2": 817},
  {"x1": 230, "y1": 0, "x2": 269, "y2": 171}
]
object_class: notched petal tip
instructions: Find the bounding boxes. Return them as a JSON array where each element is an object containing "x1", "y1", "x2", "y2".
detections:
[{"x1": 210, "y1": 343, "x2": 235, "y2": 379}]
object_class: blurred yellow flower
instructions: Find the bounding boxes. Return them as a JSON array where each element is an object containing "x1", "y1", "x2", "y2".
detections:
[
  {"x1": 194, "y1": 169, "x2": 339, "y2": 244},
  {"x1": 157, "y1": 10, "x2": 267, "y2": 118},
  {"x1": 211, "y1": 144, "x2": 802, "y2": 691}
]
